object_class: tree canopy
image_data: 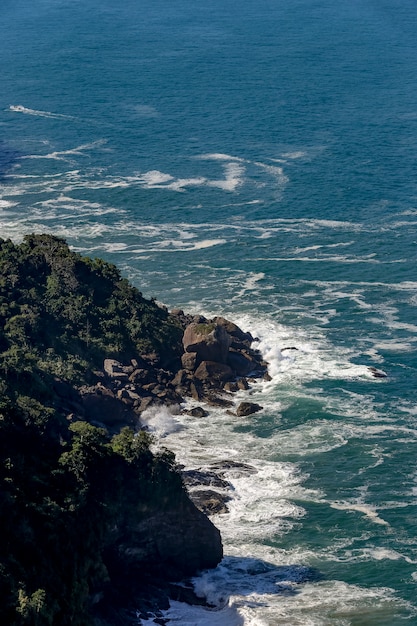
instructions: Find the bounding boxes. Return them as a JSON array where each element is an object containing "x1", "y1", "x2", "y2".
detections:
[{"x1": 0, "y1": 235, "x2": 187, "y2": 625}]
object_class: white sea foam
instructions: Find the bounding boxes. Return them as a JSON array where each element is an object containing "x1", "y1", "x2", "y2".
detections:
[
  {"x1": 131, "y1": 104, "x2": 159, "y2": 118},
  {"x1": 197, "y1": 153, "x2": 246, "y2": 162},
  {"x1": 8, "y1": 104, "x2": 75, "y2": 120},
  {"x1": 163, "y1": 576, "x2": 410, "y2": 626},
  {"x1": 293, "y1": 241, "x2": 354, "y2": 254},
  {"x1": 329, "y1": 501, "x2": 389, "y2": 526},
  {"x1": 229, "y1": 312, "x2": 373, "y2": 385},
  {"x1": 281, "y1": 151, "x2": 307, "y2": 159},
  {"x1": 253, "y1": 161, "x2": 289, "y2": 187},
  {"x1": 234, "y1": 272, "x2": 266, "y2": 299},
  {"x1": 254, "y1": 254, "x2": 382, "y2": 264},
  {"x1": 0, "y1": 199, "x2": 17, "y2": 209},
  {"x1": 21, "y1": 140, "x2": 107, "y2": 162},
  {"x1": 208, "y1": 162, "x2": 245, "y2": 191}
]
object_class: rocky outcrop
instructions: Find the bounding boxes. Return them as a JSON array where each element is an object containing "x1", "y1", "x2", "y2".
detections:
[
  {"x1": 194, "y1": 360, "x2": 235, "y2": 384},
  {"x1": 182, "y1": 322, "x2": 232, "y2": 365},
  {"x1": 91, "y1": 470, "x2": 223, "y2": 626},
  {"x1": 181, "y1": 461, "x2": 257, "y2": 517},
  {"x1": 61, "y1": 313, "x2": 267, "y2": 435},
  {"x1": 108, "y1": 496, "x2": 223, "y2": 581}
]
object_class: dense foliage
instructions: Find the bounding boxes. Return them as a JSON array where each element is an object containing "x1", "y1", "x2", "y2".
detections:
[
  {"x1": 0, "y1": 233, "x2": 182, "y2": 386},
  {"x1": 0, "y1": 235, "x2": 185, "y2": 625}
]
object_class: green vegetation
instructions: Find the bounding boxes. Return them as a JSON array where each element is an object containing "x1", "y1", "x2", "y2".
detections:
[
  {"x1": 0, "y1": 233, "x2": 182, "y2": 387},
  {"x1": 0, "y1": 235, "x2": 186, "y2": 625},
  {"x1": 194, "y1": 323, "x2": 216, "y2": 335}
]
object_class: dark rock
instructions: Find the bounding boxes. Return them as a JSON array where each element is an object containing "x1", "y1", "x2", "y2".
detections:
[
  {"x1": 112, "y1": 499, "x2": 223, "y2": 580},
  {"x1": 237, "y1": 378, "x2": 249, "y2": 390},
  {"x1": 182, "y1": 469, "x2": 230, "y2": 490},
  {"x1": 81, "y1": 384, "x2": 136, "y2": 428},
  {"x1": 189, "y1": 489, "x2": 230, "y2": 515},
  {"x1": 190, "y1": 381, "x2": 203, "y2": 401},
  {"x1": 137, "y1": 396, "x2": 162, "y2": 413},
  {"x1": 368, "y1": 366, "x2": 387, "y2": 378},
  {"x1": 192, "y1": 315, "x2": 207, "y2": 324},
  {"x1": 116, "y1": 388, "x2": 135, "y2": 403},
  {"x1": 209, "y1": 460, "x2": 257, "y2": 476},
  {"x1": 227, "y1": 350, "x2": 258, "y2": 376},
  {"x1": 168, "y1": 582, "x2": 210, "y2": 607},
  {"x1": 52, "y1": 377, "x2": 84, "y2": 416},
  {"x1": 223, "y1": 381, "x2": 239, "y2": 392},
  {"x1": 129, "y1": 368, "x2": 155, "y2": 385},
  {"x1": 236, "y1": 401, "x2": 263, "y2": 416},
  {"x1": 214, "y1": 316, "x2": 254, "y2": 345},
  {"x1": 194, "y1": 360, "x2": 235, "y2": 384},
  {"x1": 204, "y1": 394, "x2": 235, "y2": 408},
  {"x1": 184, "y1": 406, "x2": 209, "y2": 418},
  {"x1": 170, "y1": 369, "x2": 187, "y2": 387},
  {"x1": 155, "y1": 388, "x2": 183, "y2": 406}
]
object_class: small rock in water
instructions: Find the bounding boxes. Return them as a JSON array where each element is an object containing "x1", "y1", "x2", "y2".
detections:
[
  {"x1": 368, "y1": 366, "x2": 387, "y2": 378},
  {"x1": 236, "y1": 401, "x2": 263, "y2": 416}
]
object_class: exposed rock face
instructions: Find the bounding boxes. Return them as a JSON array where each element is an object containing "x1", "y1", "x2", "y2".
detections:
[
  {"x1": 66, "y1": 314, "x2": 268, "y2": 437},
  {"x1": 108, "y1": 496, "x2": 223, "y2": 581},
  {"x1": 194, "y1": 360, "x2": 235, "y2": 383},
  {"x1": 183, "y1": 322, "x2": 232, "y2": 365},
  {"x1": 214, "y1": 316, "x2": 254, "y2": 345},
  {"x1": 189, "y1": 490, "x2": 230, "y2": 515}
]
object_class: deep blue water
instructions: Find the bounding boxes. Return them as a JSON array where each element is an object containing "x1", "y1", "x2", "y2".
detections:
[{"x1": 1, "y1": 1, "x2": 417, "y2": 623}]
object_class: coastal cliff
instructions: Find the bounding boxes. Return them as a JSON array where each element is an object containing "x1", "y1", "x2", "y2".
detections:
[{"x1": 0, "y1": 234, "x2": 266, "y2": 625}]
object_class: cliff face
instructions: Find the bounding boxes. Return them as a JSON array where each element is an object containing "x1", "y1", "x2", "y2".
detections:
[
  {"x1": 110, "y1": 497, "x2": 223, "y2": 581},
  {"x1": 0, "y1": 235, "x2": 223, "y2": 626}
]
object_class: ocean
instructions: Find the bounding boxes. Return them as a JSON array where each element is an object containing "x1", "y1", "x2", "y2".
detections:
[{"x1": 1, "y1": 0, "x2": 417, "y2": 623}]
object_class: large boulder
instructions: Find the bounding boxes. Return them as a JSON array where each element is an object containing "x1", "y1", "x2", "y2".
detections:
[
  {"x1": 227, "y1": 350, "x2": 259, "y2": 376},
  {"x1": 214, "y1": 316, "x2": 254, "y2": 345},
  {"x1": 104, "y1": 358, "x2": 133, "y2": 380},
  {"x1": 80, "y1": 384, "x2": 136, "y2": 429},
  {"x1": 194, "y1": 360, "x2": 235, "y2": 384},
  {"x1": 236, "y1": 401, "x2": 263, "y2": 417},
  {"x1": 183, "y1": 322, "x2": 232, "y2": 366}
]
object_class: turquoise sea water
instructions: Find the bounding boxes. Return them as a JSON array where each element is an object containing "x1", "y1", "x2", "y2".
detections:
[{"x1": 1, "y1": 1, "x2": 417, "y2": 623}]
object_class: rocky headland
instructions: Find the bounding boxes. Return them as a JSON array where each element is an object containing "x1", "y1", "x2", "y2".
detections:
[{"x1": 0, "y1": 234, "x2": 268, "y2": 626}]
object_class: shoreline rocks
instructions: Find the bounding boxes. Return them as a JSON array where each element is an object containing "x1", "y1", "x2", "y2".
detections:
[
  {"x1": 51, "y1": 312, "x2": 267, "y2": 623},
  {"x1": 57, "y1": 312, "x2": 267, "y2": 435}
]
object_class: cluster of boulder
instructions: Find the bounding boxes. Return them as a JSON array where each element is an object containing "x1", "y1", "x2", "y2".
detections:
[{"x1": 66, "y1": 312, "x2": 269, "y2": 433}]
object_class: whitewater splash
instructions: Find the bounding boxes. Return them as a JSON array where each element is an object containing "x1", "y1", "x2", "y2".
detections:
[{"x1": 137, "y1": 311, "x2": 406, "y2": 625}]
